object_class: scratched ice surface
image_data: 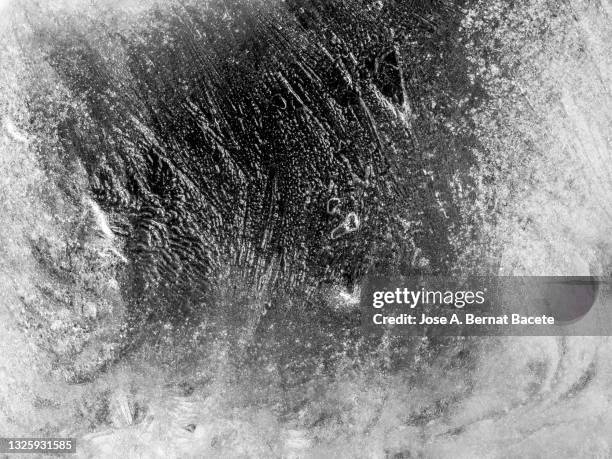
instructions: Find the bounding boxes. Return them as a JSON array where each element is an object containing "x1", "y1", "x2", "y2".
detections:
[{"x1": 1, "y1": 0, "x2": 611, "y2": 457}]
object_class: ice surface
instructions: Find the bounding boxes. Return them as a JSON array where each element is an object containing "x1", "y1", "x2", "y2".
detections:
[{"x1": 1, "y1": 0, "x2": 611, "y2": 457}]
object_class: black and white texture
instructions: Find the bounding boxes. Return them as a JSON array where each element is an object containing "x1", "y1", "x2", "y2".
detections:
[{"x1": 1, "y1": 0, "x2": 611, "y2": 457}]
